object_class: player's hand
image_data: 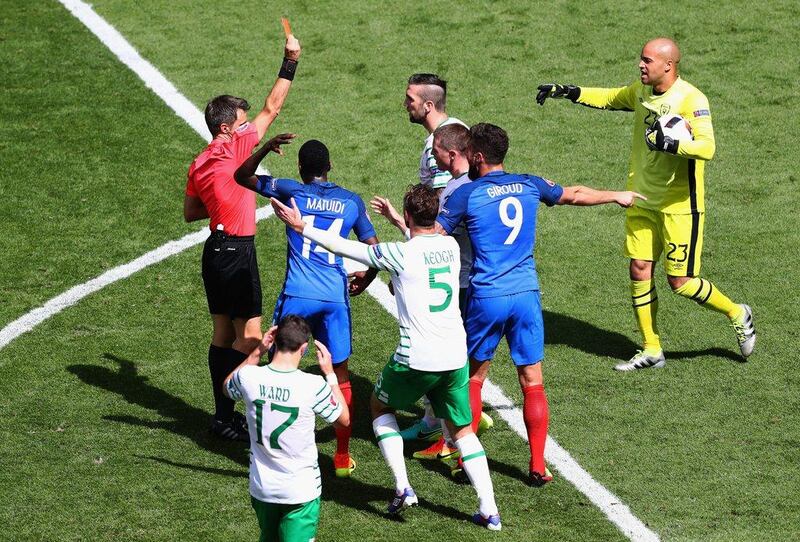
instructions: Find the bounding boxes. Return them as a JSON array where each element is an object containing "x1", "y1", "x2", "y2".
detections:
[
  {"x1": 264, "y1": 133, "x2": 295, "y2": 156},
  {"x1": 614, "y1": 191, "x2": 647, "y2": 208},
  {"x1": 314, "y1": 340, "x2": 333, "y2": 375},
  {"x1": 645, "y1": 121, "x2": 679, "y2": 154},
  {"x1": 348, "y1": 270, "x2": 374, "y2": 296},
  {"x1": 535, "y1": 83, "x2": 580, "y2": 105},
  {"x1": 270, "y1": 197, "x2": 304, "y2": 233},
  {"x1": 370, "y1": 196, "x2": 405, "y2": 230},
  {"x1": 258, "y1": 325, "x2": 278, "y2": 355},
  {"x1": 285, "y1": 35, "x2": 301, "y2": 61}
]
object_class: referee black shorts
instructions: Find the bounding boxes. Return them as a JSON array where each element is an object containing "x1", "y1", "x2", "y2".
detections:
[{"x1": 201, "y1": 231, "x2": 262, "y2": 320}]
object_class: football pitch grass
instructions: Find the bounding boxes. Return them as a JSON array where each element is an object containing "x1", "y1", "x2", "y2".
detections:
[{"x1": 2, "y1": 1, "x2": 799, "y2": 540}]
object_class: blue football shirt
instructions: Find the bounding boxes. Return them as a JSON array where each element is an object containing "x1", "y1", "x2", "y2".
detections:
[
  {"x1": 255, "y1": 176, "x2": 376, "y2": 303},
  {"x1": 437, "y1": 170, "x2": 563, "y2": 298}
]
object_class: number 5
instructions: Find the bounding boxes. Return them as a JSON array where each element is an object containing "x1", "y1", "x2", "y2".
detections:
[{"x1": 428, "y1": 266, "x2": 453, "y2": 313}]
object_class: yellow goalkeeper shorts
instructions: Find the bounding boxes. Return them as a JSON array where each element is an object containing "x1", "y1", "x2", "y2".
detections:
[{"x1": 624, "y1": 206, "x2": 704, "y2": 277}]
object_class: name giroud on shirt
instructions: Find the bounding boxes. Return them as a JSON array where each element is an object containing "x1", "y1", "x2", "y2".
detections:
[{"x1": 486, "y1": 183, "x2": 523, "y2": 198}]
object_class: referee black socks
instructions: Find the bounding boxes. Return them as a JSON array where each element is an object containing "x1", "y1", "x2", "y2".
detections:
[{"x1": 208, "y1": 344, "x2": 243, "y2": 422}]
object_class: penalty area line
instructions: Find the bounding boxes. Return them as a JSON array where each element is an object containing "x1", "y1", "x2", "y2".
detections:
[{"x1": 0, "y1": 2, "x2": 660, "y2": 541}]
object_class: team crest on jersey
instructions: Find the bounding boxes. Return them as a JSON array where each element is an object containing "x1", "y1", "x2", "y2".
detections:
[
  {"x1": 659, "y1": 104, "x2": 671, "y2": 116},
  {"x1": 693, "y1": 109, "x2": 710, "y2": 117}
]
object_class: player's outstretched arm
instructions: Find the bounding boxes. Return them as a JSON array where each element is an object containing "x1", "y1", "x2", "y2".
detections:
[
  {"x1": 369, "y1": 196, "x2": 406, "y2": 233},
  {"x1": 315, "y1": 340, "x2": 350, "y2": 429},
  {"x1": 558, "y1": 186, "x2": 646, "y2": 207},
  {"x1": 251, "y1": 33, "x2": 302, "y2": 140},
  {"x1": 234, "y1": 133, "x2": 296, "y2": 190},
  {"x1": 271, "y1": 198, "x2": 398, "y2": 272},
  {"x1": 536, "y1": 83, "x2": 581, "y2": 105}
]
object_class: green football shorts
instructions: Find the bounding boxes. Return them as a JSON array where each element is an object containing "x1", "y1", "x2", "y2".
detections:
[
  {"x1": 374, "y1": 357, "x2": 472, "y2": 427},
  {"x1": 251, "y1": 496, "x2": 320, "y2": 542}
]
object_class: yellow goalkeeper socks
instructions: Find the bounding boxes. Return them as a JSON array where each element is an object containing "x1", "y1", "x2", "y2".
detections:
[
  {"x1": 631, "y1": 280, "x2": 661, "y2": 352},
  {"x1": 674, "y1": 277, "x2": 743, "y2": 320}
]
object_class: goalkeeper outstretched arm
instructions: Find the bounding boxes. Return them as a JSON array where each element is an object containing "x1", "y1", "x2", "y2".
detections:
[{"x1": 537, "y1": 82, "x2": 638, "y2": 111}]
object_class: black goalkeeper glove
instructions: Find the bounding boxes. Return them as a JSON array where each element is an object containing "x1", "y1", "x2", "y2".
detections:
[
  {"x1": 645, "y1": 121, "x2": 679, "y2": 154},
  {"x1": 536, "y1": 83, "x2": 580, "y2": 105}
]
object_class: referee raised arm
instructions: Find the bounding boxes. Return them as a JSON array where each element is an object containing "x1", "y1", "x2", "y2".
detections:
[{"x1": 183, "y1": 32, "x2": 301, "y2": 441}]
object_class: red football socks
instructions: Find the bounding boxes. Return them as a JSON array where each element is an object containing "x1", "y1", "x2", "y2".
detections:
[
  {"x1": 522, "y1": 384, "x2": 549, "y2": 474},
  {"x1": 469, "y1": 378, "x2": 484, "y2": 433},
  {"x1": 335, "y1": 380, "x2": 353, "y2": 455}
]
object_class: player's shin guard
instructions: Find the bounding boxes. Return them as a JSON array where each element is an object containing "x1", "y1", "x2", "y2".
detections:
[
  {"x1": 456, "y1": 433, "x2": 498, "y2": 517},
  {"x1": 335, "y1": 381, "x2": 353, "y2": 455},
  {"x1": 208, "y1": 345, "x2": 240, "y2": 421},
  {"x1": 373, "y1": 413, "x2": 410, "y2": 492},
  {"x1": 674, "y1": 277, "x2": 742, "y2": 319},
  {"x1": 631, "y1": 280, "x2": 661, "y2": 352},
  {"x1": 522, "y1": 384, "x2": 549, "y2": 475},
  {"x1": 469, "y1": 378, "x2": 484, "y2": 433}
]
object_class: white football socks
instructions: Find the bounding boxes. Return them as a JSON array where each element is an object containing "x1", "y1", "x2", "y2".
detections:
[
  {"x1": 456, "y1": 433, "x2": 498, "y2": 517},
  {"x1": 373, "y1": 413, "x2": 410, "y2": 493}
]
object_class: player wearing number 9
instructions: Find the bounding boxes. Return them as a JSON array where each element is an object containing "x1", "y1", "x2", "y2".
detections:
[
  {"x1": 436, "y1": 123, "x2": 643, "y2": 486},
  {"x1": 235, "y1": 136, "x2": 379, "y2": 478},
  {"x1": 224, "y1": 315, "x2": 349, "y2": 542}
]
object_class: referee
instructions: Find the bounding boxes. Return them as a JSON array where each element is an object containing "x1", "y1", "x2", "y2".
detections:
[
  {"x1": 536, "y1": 37, "x2": 756, "y2": 371},
  {"x1": 183, "y1": 32, "x2": 301, "y2": 440}
]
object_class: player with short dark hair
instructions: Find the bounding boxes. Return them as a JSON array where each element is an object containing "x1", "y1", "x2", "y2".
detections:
[
  {"x1": 184, "y1": 32, "x2": 301, "y2": 441},
  {"x1": 224, "y1": 316, "x2": 349, "y2": 542},
  {"x1": 405, "y1": 73, "x2": 467, "y2": 190},
  {"x1": 536, "y1": 37, "x2": 756, "y2": 370},
  {"x1": 437, "y1": 122, "x2": 644, "y2": 486},
  {"x1": 235, "y1": 135, "x2": 379, "y2": 477},
  {"x1": 271, "y1": 184, "x2": 502, "y2": 530}
]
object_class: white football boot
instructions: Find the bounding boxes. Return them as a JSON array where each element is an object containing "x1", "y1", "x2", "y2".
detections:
[
  {"x1": 732, "y1": 304, "x2": 756, "y2": 359},
  {"x1": 614, "y1": 350, "x2": 666, "y2": 371}
]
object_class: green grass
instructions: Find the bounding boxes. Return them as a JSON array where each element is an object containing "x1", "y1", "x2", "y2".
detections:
[{"x1": 1, "y1": 0, "x2": 799, "y2": 540}]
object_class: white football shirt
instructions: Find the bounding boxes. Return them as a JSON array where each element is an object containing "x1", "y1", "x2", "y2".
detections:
[
  {"x1": 226, "y1": 365, "x2": 343, "y2": 504},
  {"x1": 304, "y1": 226, "x2": 467, "y2": 372}
]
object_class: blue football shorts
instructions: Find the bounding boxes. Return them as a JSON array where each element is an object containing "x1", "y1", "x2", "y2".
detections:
[
  {"x1": 465, "y1": 290, "x2": 544, "y2": 366},
  {"x1": 272, "y1": 294, "x2": 352, "y2": 364}
]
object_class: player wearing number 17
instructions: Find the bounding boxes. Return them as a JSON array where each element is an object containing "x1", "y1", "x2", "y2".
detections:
[
  {"x1": 437, "y1": 123, "x2": 645, "y2": 486},
  {"x1": 235, "y1": 136, "x2": 379, "y2": 477},
  {"x1": 536, "y1": 38, "x2": 756, "y2": 370},
  {"x1": 223, "y1": 316, "x2": 350, "y2": 542}
]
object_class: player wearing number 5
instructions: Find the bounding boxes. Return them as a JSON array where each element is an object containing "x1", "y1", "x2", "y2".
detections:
[
  {"x1": 235, "y1": 136, "x2": 379, "y2": 478},
  {"x1": 536, "y1": 38, "x2": 756, "y2": 370},
  {"x1": 437, "y1": 123, "x2": 644, "y2": 486},
  {"x1": 272, "y1": 185, "x2": 502, "y2": 530},
  {"x1": 224, "y1": 316, "x2": 349, "y2": 542}
]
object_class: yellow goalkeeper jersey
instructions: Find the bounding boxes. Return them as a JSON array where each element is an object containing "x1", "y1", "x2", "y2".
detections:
[{"x1": 577, "y1": 77, "x2": 715, "y2": 214}]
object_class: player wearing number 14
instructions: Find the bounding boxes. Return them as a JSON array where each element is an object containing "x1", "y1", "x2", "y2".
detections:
[{"x1": 235, "y1": 136, "x2": 379, "y2": 477}]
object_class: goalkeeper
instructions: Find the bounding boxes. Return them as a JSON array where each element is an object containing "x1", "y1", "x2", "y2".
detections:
[{"x1": 536, "y1": 37, "x2": 755, "y2": 370}]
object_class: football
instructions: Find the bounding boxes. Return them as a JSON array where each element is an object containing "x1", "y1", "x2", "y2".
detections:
[{"x1": 656, "y1": 114, "x2": 694, "y2": 140}]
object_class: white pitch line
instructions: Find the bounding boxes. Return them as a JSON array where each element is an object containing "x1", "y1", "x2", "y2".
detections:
[{"x1": 0, "y1": 2, "x2": 659, "y2": 541}]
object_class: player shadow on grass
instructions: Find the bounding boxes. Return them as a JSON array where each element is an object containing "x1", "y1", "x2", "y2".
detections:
[
  {"x1": 543, "y1": 310, "x2": 743, "y2": 363},
  {"x1": 67, "y1": 353, "x2": 250, "y2": 469}
]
